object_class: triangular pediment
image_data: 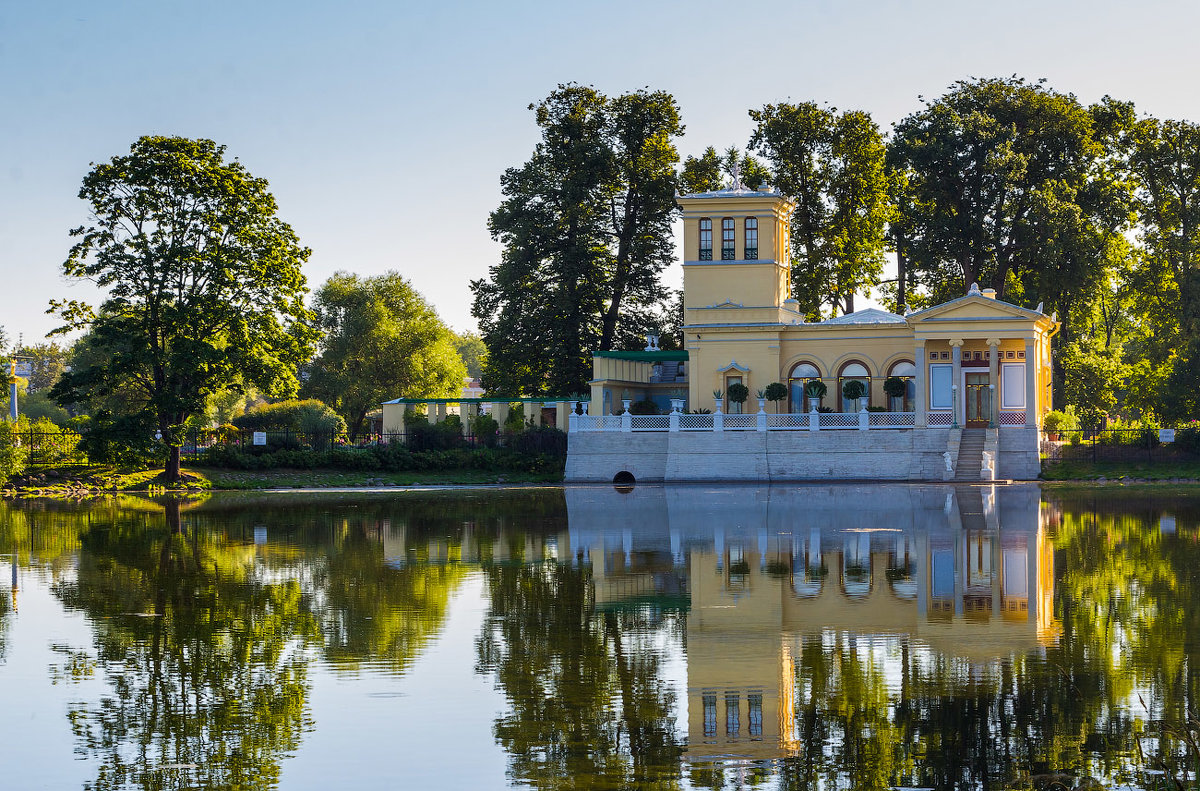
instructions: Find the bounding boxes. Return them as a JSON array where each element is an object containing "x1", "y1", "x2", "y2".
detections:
[{"x1": 908, "y1": 295, "x2": 1043, "y2": 323}]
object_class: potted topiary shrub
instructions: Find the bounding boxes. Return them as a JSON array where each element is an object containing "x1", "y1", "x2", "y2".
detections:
[
  {"x1": 764, "y1": 381, "x2": 788, "y2": 413},
  {"x1": 883, "y1": 376, "x2": 907, "y2": 412},
  {"x1": 727, "y1": 382, "x2": 750, "y2": 414},
  {"x1": 842, "y1": 379, "x2": 867, "y2": 411},
  {"x1": 803, "y1": 379, "x2": 827, "y2": 411}
]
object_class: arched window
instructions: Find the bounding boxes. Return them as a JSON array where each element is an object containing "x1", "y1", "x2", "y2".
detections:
[
  {"x1": 838, "y1": 362, "x2": 870, "y2": 412},
  {"x1": 744, "y1": 217, "x2": 758, "y2": 260},
  {"x1": 788, "y1": 362, "x2": 821, "y2": 413},
  {"x1": 698, "y1": 218, "x2": 712, "y2": 260},
  {"x1": 721, "y1": 218, "x2": 736, "y2": 260},
  {"x1": 887, "y1": 360, "x2": 917, "y2": 412}
]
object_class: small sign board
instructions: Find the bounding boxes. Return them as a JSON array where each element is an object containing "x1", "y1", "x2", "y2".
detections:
[
  {"x1": 253, "y1": 431, "x2": 267, "y2": 446},
  {"x1": 1160, "y1": 428, "x2": 1176, "y2": 444},
  {"x1": 13, "y1": 362, "x2": 32, "y2": 377}
]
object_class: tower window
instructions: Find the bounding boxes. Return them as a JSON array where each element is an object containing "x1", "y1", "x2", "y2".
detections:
[
  {"x1": 722, "y1": 218, "x2": 735, "y2": 260},
  {"x1": 699, "y1": 218, "x2": 712, "y2": 261},
  {"x1": 744, "y1": 217, "x2": 758, "y2": 260}
]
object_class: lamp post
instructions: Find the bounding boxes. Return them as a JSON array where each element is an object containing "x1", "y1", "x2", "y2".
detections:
[{"x1": 8, "y1": 356, "x2": 32, "y2": 422}]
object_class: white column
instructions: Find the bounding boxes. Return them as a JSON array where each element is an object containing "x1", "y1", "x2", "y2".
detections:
[
  {"x1": 914, "y1": 340, "x2": 927, "y2": 428},
  {"x1": 950, "y1": 339, "x2": 963, "y2": 428},
  {"x1": 589, "y1": 384, "x2": 604, "y2": 416},
  {"x1": 987, "y1": 337, "x2": 1000, "y2": 427},
  {"x1": 1025, "y1": 338, "x2": 1037, "y2": 428}
]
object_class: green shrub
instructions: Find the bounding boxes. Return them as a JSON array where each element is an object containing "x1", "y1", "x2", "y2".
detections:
[
  {"x1": 233, "y1": 399, "x2": 346, "y2": 434},
  {"x1": 506, "y1": 426, "x2": 567, "y2": 456},
  {"x1": 402, "y1": 408, "x2": 428, "y2": 427},
  {"x1": 764, "y1": 382, "x2": 787, "y2": 406},
  {"x1": 503, "y1": 405, "x2": 528, "y2": 433},
  {"x1": 193, "y1": 436, "x2": 566, "y2": 476},
  {"x1": 470, "y1": 413, "x2": 499, "y2": 447},
  {"x1": 1043, "y1": 410, "x2": 1078, "y2": 433},
  {"x1": 0, "y1": 419, "x2": 30, "y2": 482},
  {"x1": 883, "y1": 376, "x2": 906, "y2": 399},
  {"x1": 629, "y1": 398, "x2": 659, "y2": 415},
  {"x1": 803, "y1": 380, "x2": 827, "y2": 399},
  {"x1": 726, "y1": 383, "x2": 750, "y2": 407},
  {"x1": 406, "y1": 420, "x2": 464, "y2": 451},
  {"x1": 77, "y1": 411, "x2": 163, "y2": 468},
  {"x1": 1176, "y1": 421, "x2": 1200, "y2": 454}
]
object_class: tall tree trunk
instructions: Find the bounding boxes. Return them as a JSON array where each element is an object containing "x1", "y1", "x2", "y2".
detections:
[
  {"x1": 165, "y1": 444, "x2": 182, "y2": 482},
  {"x1": 895, "y1": 230, "x2": 909, "y2": 313}
]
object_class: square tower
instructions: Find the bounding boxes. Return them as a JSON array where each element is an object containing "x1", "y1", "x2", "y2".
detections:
[{"x1": 678, "y1": 183, "x2": 795, "y2": 328}]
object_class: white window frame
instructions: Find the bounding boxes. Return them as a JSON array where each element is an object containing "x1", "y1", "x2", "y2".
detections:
[
  {"x1": 1001, "y1": 362, "x2": 1026, "y2": 409},
  {"x1": 929, "y1": 363, "x2": 953, "y2": 410}
]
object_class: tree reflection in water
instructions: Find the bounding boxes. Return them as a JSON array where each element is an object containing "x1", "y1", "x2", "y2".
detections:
[
  {"x1": 52, "y1": 497, "x2": 319, "y2": 790},
  {"x1": 1, "y1": 488, "x2": 1199, "y2": 790},
  {"x1": 478, "y1": 560, "x2": 686, "y2": 790}
]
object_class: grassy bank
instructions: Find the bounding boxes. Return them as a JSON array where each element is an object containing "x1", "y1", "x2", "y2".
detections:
[
  {"x1": 1041, "y1": 459, "x2": 1200, "y2": 482},
  {"x1": 0, "y1": 464, "x2": 562, "y2": 496}
]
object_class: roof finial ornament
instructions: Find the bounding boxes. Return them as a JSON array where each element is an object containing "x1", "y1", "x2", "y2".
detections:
[
  {"x1": 1035, "y1": 301, "x2": 1043, "y2": 313},
  {"x1": 968, "y1": 282, "x2": 982, "y2": 296},
  {"x1": 731, "y1": 161, "x2": 744, "y2": 191}
]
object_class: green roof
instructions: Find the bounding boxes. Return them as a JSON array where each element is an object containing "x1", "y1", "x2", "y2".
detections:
[{"x1": 592, "y1": 350, "x2": 688, "y2": 361}]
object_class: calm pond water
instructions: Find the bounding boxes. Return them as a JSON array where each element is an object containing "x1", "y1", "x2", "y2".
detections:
[{"x1": 1, "y1": 484, "x2": 1199, "y2": 790}]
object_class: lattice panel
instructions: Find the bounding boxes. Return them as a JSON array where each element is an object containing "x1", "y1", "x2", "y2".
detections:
[
  {"x1": 679, "y1": 414, "x2": 714, "y2": 431},
  {"x1": 999, "y1": 411, "x2": 1026, "y2": 425},
  {"x1": 869, "y1": 412, "x2": 916, "y2": 427},
  {"x1": 723, "y1": 414, "x2": 757, "y2": 430},
  {"x1": 630, "y1": 415, "x2": 669, "y2": 431},
  {"x1": 819, "y1": 412, "x2": 859, "y2": 429},
  {"x1": 927, "y1": 412, "x2": 952, "y2": 426},
  {"x1": 768, "y1": 414, "x2": 808, "y2": 429}
]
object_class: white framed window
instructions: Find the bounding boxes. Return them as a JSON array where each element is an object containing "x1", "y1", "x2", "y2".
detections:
[
  {"x1": 1001, "y1": 363, "x2": 1026, "y2": 409},
  {"x1": 929, "y1": 363, "x2": 953, "y2": 409}
]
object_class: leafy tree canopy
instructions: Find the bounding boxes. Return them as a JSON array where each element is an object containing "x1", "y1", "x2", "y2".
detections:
[
  {"x1": 679, "y1": 145, "x2": 771, "y2": 194},
  {"x1": 471, "y1": 84, "x2": 683, "y2": 396},
  {"x1": 49, "y1": 136, "x2": 318, "y2": 480},
  {"x1": 749, "y1": 102, "x2": 892, "y2": 318},
  {"x1": 304, "y1": 271, "x2": 465, "y2": 437},
  {"x1": 453, "y1": 330, "x2": 488, "y2": 379}
]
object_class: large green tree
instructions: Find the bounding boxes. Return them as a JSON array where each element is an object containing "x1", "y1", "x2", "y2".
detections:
[
  {"x1": 303, "y1": 271, "x2": 465, "y2": 438},
  {"x1": 678, "y1": 145, "x2": 771, "y2": 194},
  {"x1": 452, "y1": 330, "x2": 488, "y2": 379},
  {"x1": 471, "y1": 85, "x2": 683, "y2": 396},
  {"x1": 749, "y1": 102, "x2": 892, "y2": 318},
  {"x1": 1128, "y1": 117, "x2": 1200, "y2": 419},
  {"x1": 50, "y1": 136, "x2": 318, "y2": 480},
  {"x1": 888, "y1": 78, "x2": 1133, "y2": 316},
  {"x1": 13, "y1": 341, "x2": 69, "y2": 392}
]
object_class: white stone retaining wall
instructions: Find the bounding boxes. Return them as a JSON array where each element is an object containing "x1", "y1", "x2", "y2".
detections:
[{"x1": 565, "y1": 428, "x2": 1041, "y2": 483}]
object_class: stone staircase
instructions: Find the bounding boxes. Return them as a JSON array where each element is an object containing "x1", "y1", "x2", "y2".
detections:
[{"x1": 955, "y1": 429, "x2": 986, "y2": 481}]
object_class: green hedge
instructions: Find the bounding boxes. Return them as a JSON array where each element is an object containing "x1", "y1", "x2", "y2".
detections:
[
  {"x1": 194, "y1": 443, "x2": 565, "y2": 475},
  {"x1": 232, "y1": 399, "x2": 346, "y2": 434}
]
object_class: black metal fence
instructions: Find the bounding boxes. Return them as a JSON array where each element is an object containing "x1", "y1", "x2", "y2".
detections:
[
  {"x1": 1040, "y1": 427, "x2": 1196, "y2": 467},
  {"x1": 10, "y1": 426, "x2": 567, "y2": 468}
]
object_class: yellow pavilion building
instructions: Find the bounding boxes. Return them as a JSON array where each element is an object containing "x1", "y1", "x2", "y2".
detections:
[{"x1": 567, "y1": 179, "x2": 1059, "y2": 482}]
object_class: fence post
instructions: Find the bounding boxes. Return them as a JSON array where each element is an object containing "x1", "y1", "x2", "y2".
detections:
[
  {"x1": 858, "y1": 406, "x2": 869, "y2": 431},
  {"x1": 809, "y1": 409, "x2": 819, "y2": 432}
]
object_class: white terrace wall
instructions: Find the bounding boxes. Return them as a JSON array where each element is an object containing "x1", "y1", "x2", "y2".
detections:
[{"x1": 565, "y1": 429, "x2": 1040, "y2": 483}]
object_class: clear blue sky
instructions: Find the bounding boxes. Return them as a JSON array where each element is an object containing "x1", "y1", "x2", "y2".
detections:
[{"x1": 3, "y1": 0, "x2": 1198, "y2": 345}]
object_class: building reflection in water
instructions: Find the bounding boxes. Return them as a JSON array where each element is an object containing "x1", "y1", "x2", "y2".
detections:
[
  {"x1": 363, "y1": 483, "x2": 1055, "y2": 763},
  {"x1": 564, "y1": 483, "x2": 1056, "y2": 761}
]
